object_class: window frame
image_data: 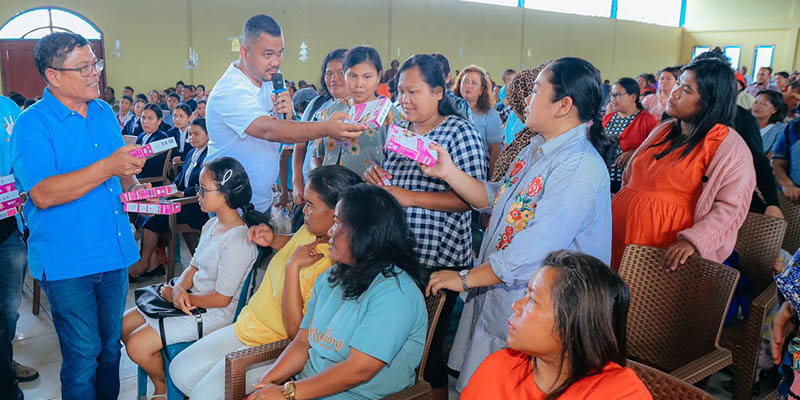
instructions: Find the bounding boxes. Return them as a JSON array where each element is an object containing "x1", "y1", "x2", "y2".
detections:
[
  {"x1": 752, "y1": 45, "x2": 776, "y2": 80},
  {"x1": 723, "y1": 45, "x2": 742, "y2": 70}
]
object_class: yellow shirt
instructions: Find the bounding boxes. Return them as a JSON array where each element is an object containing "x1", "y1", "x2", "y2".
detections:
[{"x1": 234, "y1": 225, "x2": 334, "y2": 346}]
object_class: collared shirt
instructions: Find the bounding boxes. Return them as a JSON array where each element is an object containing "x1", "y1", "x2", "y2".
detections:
[
  {"x1": 383, "y1": 115, "x2": 487, "y2": 269},
  {"x1": 745, "y1": 82, "x2": 781, "y2": 97},
  {"x1": 0, "y1": 96, "x2": 23, "y2": 233},
  {"x1": 184, "y1": 145, "x2": 206, "y2": 188},
  {"x1": 11, "y1": 88, "x2": 139, "y2": 280},
  {"x1": 206, "y1": 62, "x2": 279, "y2": 212},
  {"x1": 162, "y1": 110, "x2": 174, "y2": 127},
  {"x1": 447, "y1": 90, "x2": 474, "y2": 123},
  {"x1": 117, "y1": 111, "x2": 133, "y2": 130}
]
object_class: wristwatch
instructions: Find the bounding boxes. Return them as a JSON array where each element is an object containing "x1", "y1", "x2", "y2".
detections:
[
  {"x1": 282, "y1": 380, "x2": 296, "y2": 400},
  {"x1": 459, "y1": 269, "x2": 470, "y2": 291}
]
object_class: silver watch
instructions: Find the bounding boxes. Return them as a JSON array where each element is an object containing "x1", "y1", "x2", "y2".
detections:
[{"x1": 459, "y1": 269, "x2": 469, "y2": 291}]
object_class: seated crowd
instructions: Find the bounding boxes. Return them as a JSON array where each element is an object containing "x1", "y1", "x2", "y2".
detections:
[{"x1": 9, "y1": 14, "x2": 800, "y2": 400}]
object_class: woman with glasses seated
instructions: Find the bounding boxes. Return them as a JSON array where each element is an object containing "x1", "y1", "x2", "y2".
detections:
[
  {"x1": 129, "y1": 118, "x2": 211, "y2": 280},
  {"x1": 122, "y1": 156, "x2": 265, "y2": 399}
]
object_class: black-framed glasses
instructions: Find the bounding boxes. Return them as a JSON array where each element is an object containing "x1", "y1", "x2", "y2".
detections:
[
  {"x1": 195, "y1": 185, "x2": 220, "y2": 196},
  {"x1": 51, "y1": 59, "x2": 104, "y2": 77}
]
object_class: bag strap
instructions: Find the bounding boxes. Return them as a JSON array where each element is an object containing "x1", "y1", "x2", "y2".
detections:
[
  {"x1": 158, "y1": 318, "x2": 171, "y2": 362},
  {"x1": 195, "y1": 311, "x2": 203, "y2": 340}
]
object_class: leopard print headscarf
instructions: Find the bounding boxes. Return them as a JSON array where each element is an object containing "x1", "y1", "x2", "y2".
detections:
[{"x1": 490, "y1": 62, "x2": 550, "y2": 181}]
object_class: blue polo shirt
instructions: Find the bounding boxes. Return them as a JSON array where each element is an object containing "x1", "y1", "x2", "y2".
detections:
[{"x1": 11, "y1": 88, "x2": 139, "y2": 281}]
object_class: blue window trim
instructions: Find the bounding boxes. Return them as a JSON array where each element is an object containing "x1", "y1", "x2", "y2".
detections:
[
  {"x1": 753, "y1": 45, "x2": 776, "y2": 79},
  {"x1": 479, "y1": 0, "x2": 687, "y2": 27},
  {"x1": 723, "y1": 45, "x2": 742, "y2": 69},
  {"x1": 679, "y1": 0, "x2": 687, "y2": 26},
  {"x1": 610, "y1": 0, "x2": 618, "y2": 18}
]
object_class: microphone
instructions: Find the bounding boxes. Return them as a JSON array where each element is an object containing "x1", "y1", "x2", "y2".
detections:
[{"x1": 271, "y1": 72, "x2": 287, "y2": 120}]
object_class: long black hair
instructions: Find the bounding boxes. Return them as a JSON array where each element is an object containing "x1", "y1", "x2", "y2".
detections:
[
  {"x1": 546, "y1": 57, "x2": 609, "y2": 154},
  {"x1": 307, "y1": 165, "x2": 362, "y2": 209},
  {"x1": 650, "y1": 56, "x2": 737, "y2": 159},
  {"x1": 327, "y1": 184, "x2": 424, "y2": 299},
  {"x1": 202, "y1": 156, "x2": 269, "y2": 228},
  {"x1": 398, "y1": 54, "x2": 464, "y2": 119},
  {"x1": 614, "y1": 77, "x2": 643, "y2": 111},
  {"x1": 540, "y1": 250, "x2": 630, "y2": 400},
  {"x1": 757, "y1": 89, "x2": 789, "y2": 124},
  {"x1": 307, "y1": 48, "x2": 347, "y2": 119}
]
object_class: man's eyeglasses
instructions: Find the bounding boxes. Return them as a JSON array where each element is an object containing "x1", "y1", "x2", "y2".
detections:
[
  {"x1": 195, "y1": 185, "x2": 220, "y2": 196},
  {"x1": 51, "y1": 59, "x2": 104, "y2": 77}
]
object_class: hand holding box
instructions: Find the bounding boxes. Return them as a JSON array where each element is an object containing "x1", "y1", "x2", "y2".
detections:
[
  {"x1": 121, "y1": 184, "x2": 179, "y2": 202},
  {"x1": 129, "y1": 137, "x2": 177, "y2": 159},
  {"x1": 384, "y1": 124, "x2": 439, "y2": 167},
  {"x1": 123, "y1": 201, "x2": 182, "y2": 215}
]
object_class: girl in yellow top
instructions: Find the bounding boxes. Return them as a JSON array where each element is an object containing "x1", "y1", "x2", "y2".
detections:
[{"x1": 169, "y1": 166, "x2": 363, "y2": 400}]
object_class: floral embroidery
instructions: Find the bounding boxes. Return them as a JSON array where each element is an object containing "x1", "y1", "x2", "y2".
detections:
[
  {"x1": 496, "y1": 174, "x2": 545, "y2": 250},
  {"x1": 510, "y1": 160, "x2": 525, "y2": 177},
  {"x1": 349, "y1": 143, "x2": 361, "y2": 155},
  {"x1": 494, "y1": 158, "x2": 526, "y2": 207},
  {"x1": 527, "y1": 176, "x2": 543, "y2": 197},
  {"x1": 326, "y1": 139, "x2": 337, "y2": 152}
]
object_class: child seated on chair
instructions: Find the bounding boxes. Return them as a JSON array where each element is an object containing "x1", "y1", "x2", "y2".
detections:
[
  {"x1": 247, "y1": 184, "x2": 427, "y2": 400},
  {"x1": 122, "y1": 156, "x2": 264, "y2": 399},
  {"x1": 168, "y1": 166, "x2": 363, "y2": 400},
  {"x1": 129, "y1": 118, "x2": 211, "y2": 280}
]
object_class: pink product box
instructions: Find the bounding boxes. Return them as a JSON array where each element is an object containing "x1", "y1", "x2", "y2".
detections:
[
  {"x1": 0, "y1": 190, "x2": 19, "y2": 203},
  {"x1": 346, "y1": 98, "x2": 392, "y2": 129},
  {"x1": 121, "y1": 184, "x2": 178, "y2": 202},
  {"x1": 384, "y1": 124, "x2": 439, "y2": 167},
  {"x1": 0, "y1": 175, "x2": 14, "y2": 186},
  {"x1": 0, "y1": 198, "x2": 20, "y2": 212},
  {"x1": 0, "y1": 183, "x2": 15, "y2": 195},
  {"x1": 0, "y1": 207, "x2": 17, "y2": 221},
  {"x1": 129, "y1": 137, "x2": 177, "y2": 159},
  {"x1": 123, "y1": 201, "x2": 182, "y2": 215}
]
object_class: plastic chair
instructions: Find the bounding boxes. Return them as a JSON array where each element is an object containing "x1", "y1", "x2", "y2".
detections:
[
  {"x1": 618, "y1": 244, "x2": 740, "y2": 384},
  {"x1": 224, "y1": 292, "x2": 446, "y2": 400},
  {"x1": 136, "y1": 249, "x2": 262, "y2": 399}
]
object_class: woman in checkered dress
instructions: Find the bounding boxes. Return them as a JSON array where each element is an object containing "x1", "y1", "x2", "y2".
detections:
[{"x1": 363, "y1": 54, "x2": 486, "y2": 397}]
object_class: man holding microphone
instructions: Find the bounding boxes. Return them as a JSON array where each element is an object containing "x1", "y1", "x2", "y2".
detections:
[{"x1": 206, "y1": 14, "x2": 365, "y2": 213}]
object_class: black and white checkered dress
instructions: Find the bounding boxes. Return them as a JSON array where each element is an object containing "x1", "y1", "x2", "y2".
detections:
[
  {"x1": 383, "y1": 115, "x2": 487, "y2": 269},
  {"x1": 604, "y1": 112, "x2": 638, "y2": 183}
]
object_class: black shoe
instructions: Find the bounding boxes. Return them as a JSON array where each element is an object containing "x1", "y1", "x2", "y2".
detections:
[
  {"x1": 141, "y1": 265, "x2": 165, "y2": 277},
  {"x1": 128, "y1": 274, "x2": 138, "y2": 283},
  {"x1": 13, "y1": 361, "x2": 39, "y2": 383}
]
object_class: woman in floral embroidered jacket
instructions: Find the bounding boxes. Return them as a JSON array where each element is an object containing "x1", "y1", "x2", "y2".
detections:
[{"x1": 421, "y1": 57, "x2": 612, "y2": 392}]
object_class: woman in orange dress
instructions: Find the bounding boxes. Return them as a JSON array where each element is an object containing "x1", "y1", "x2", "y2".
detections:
[{"x1": 611, "y1": 57, "x2": 756, "y2": 270}]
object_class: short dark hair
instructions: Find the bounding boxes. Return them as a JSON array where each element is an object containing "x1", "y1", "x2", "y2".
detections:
[
  {"x1": 124, "y1": 85, "x2": 134, "y2": 92},
  {"x1": 777, "y1": 71, "x2": 790, "y2": 79},
  {"x1": 174, "y1": 104, "x2": 192, "y2": 117},
  {"x1": 502, "y1": 68, "x2": 516, "y2": 78},
  {"x1": 760, "y1": 66, "x2": 773, "y2": 74},
  {"x1": 328, "y1": 183, "x2": 424, "y2": 299},
  {"x1": 136, "y1": 93, "x2": 148, "y2": 102},
  {"x1": 34, "y1": 32, "x2": 90, "y2": 83},
  {"x1": 187, "y1": 85, "x2": 195, "y2": 91},
  {"x1": 431, "y1": 53, "x2": 451, "y2": 78},
  {"x1": 198, "y1": 99, "x2": 207, "y2": 105},
  {"x1": 105, "y1": 86, "x2": 115, "y2": 95},
  {"x1": 176, "y1": 81, "x2": 185, "y2": 86},
  {"x1": 307, "y1": 166, "x2": 362, "y2": 209},
  {"x1": 191, "y1": 117, "x2": 207, "y2": 133},
  {"x1": 168, "y1": 93, "x2": 180, "y2": 101},
  {"x1": 8, "y1": 92, "x2": 25, "y2": 107},
  {"x1": 120, "y1": 95, "x2": 133, "y2": 104},
  {"x1": 242, "y1": 14, "x2": 282, "y2": 45},
  {"x1": 143, "y1": 103, "x2": 163, "y2": 119},
  {"x1": 343, "y1": 46, "x2": 383, "y2": 74},
  {"x1": 540, "y1": 250, "x2": 630, "y2": 400},
  {"x1": 197, "y1": 84, "x2": 205, "y2": 90},
  {"x1": 134, "y1": 97, "x2": 147, "y2": 106}
]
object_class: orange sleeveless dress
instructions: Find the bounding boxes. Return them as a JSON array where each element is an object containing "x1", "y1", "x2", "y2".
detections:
[{"x1": 611, "y1": 122, "x2": 729, "y2": 269}]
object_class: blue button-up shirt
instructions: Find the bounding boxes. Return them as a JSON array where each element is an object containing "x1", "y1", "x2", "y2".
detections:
[
  {"x1": 0, "y1": 96, "x2": 23, "y2": 233},
  {"x1": 11, "y1": 88, "x2": 139, "y2": 280}
]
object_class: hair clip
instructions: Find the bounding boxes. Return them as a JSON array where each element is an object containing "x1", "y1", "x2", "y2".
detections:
[{"x1": 220, "y1": 169, "x2": 233, "y2": 186}]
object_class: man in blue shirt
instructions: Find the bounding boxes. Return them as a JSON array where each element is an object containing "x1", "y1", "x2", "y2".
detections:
[
  {"x1": 0, "y1": 95, "x2": 24, "y2": 400},
  {"x1": 11, "y1": 32, "x2": 148, "y2": 400}
]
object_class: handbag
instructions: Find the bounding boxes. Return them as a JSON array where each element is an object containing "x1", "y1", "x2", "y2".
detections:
[{"x1": 134, "y1": 279, "x2": 206, "y2": 361}]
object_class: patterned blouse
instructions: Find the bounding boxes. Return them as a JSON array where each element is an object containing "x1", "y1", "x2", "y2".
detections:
[
  {"x1": 604, "y1": 112, "x2": 638, "y2": 183},
  {"x1": 315, "y1": 97, "x2": 404, "y2": 176},
  {"x1": 383, "y1": 115, "x2": 487, "y2": 269}
]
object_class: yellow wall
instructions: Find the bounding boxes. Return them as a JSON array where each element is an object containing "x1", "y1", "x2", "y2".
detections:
[
  {"x1": 0, "y1": 0, "x2": 682, "y2": 95},
  {"x1": 682, "y1": 0, "x2": 800, "y2": 72}
]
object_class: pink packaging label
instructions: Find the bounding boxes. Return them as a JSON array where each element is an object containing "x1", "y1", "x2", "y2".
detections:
[
  {"x1": 0, "y1": 198, "x2": 20, "y2": 211},
  {"x1": 385, "y1": 124, "x2": 439, "y2": 167},
  {"x1": 0, "y1": 183, "x2": 15, "y2": 195},
  {"x1": 129, "y1": 137, "x2": 177, "y2": 159},
  {"x1": 346, "y1": 98, "x2": 392, "y2": 130},
  {"x1": 0, "y1": 190, "x2": 19, "y2": 203},
  {"x1": 0, "y1": 175, "x2": 14, "y2": 186},
  {"x1": 122, "y1": 201, "x2": 182, "y2": 215},
  {"x1": 0, "y1": 207, "x2": 17, "y2": 221},
  {"x1": 121, "y1": 184, "x2": 178, "y2": 202}
]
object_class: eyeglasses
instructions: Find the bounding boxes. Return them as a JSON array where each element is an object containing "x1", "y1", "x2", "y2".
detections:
[
  {"x1": 52, "y1": 59, "x2": 104, "y2": 77},
  {"x1": 609, "y1": 93, "x2": 629, "y2": 99},
  {"x1": 195, "y1": 185, "x2": 220, "y2": 196},
  {"x1": 325, "y1": 70, "x2": 345, "y2": 79}
]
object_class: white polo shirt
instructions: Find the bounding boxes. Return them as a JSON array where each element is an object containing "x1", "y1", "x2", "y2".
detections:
[{"x1": 206, "y1": 62, "x2": 280, "y2": 212}]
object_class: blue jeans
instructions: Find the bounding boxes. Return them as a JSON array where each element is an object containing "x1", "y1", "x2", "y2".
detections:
[
  {"x1": 0, "y1": 231, "x2": 26, "y2": 338},
  {"x1": 40, "y1": 268, "x2": 128, "y2": 400}
]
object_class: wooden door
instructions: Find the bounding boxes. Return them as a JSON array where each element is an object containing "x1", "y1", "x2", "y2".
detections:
[{"x1": 0, "y1": 39, "x2": 106, "y2": 99}]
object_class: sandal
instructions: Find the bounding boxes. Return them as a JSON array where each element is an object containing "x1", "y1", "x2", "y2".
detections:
[{"x1": 149, "y1": 395, "x2": 167, "y2": 399}]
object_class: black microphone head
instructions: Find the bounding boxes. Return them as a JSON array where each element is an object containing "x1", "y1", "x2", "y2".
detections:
[{"x1": 271, "y1": 72, "x2": 285, "y2": 91}]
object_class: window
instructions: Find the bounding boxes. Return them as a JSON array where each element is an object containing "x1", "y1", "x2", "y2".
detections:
[
  {"x1": 753, "y1": 45, "x2": 775, "y2": 79},
  {"x1": 615, "y1": 0, "x2": 682, "y2": 26},
  {"x1": 724, "y1": 46, "x2": 741, "y2": 70},
  {"x1": 460, "y1": 0, "x2": 522, "y2": 6},
  {"x1": 524, "y1": 0, "x2": 612, "y2": 18},
  {"x1": 692, "y1": 46, "x2": 710, "y2": 59},
  {"x1": 0, "y1": 8, "x2": 101, "y2": 39}
]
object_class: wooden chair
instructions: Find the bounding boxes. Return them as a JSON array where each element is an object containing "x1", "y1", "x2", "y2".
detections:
[
  {"x1": 166, "y1": 196, "x2": 201, "y2": 280},
  {"x1": 627, "y1": 360, "x2": 715, "y2": 400},
  {"x1": 138, "y1": 148, "x2": 173, "y2": 186},
  {"x1": 618, "y1": 244, "x2": 740, "y2": 384},
  {"x1": 224, "y1": 292, "x2": 446, "y2": 400},
  {"x1": 778, "y1": 192, "x2": 800, "y2": 253},
  {"x1": 721, "y1": 212, "x2": 786, "y2": 400}
]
